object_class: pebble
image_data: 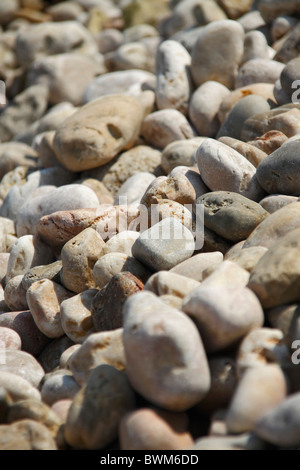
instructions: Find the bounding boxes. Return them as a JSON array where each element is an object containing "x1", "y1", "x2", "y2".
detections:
[
  {"x1": 218, "y1": 136, "x2": 267, "y2": 167},
  {"x1": 37, "y1": 336, "x2": 74, "y2": 373},
  {"x1": 41, "y1": 371, "x2": 80, "y2": 406},
  {"x1": 161, "y1": 138, "x2": 205, "y2": 173},
  {"x1": 59, "y1": 345, "x2": 81, "y2": 369},
  {"x1": 225, "y1": 245, "x2": 268, "y2": 273},
  {"x1": 68, "y1": 329, "x2": 126, "y2": 385},
  {"x1": 247, "y1": 130, "x2": 288, "y2": 155},
  {"x1": 64, "y1": 365, "x2": 136, "y2": 450},
  {"x1": 271, "y1": 15, "x2": 298, "y2": 41},
  {"x1": 248, "y1": 227, "x2": 300, "y2": 308},
  {"x1": 4, "y1": 275, "x2": 28, "y2": 311},
  {"x1": 259, "y1": 0, "x2": 300, "y2": 23},
  {"x1": 274, "y1": 22, "x2": 300, "y2": 64},
  {"x1": 51, "y1": 399, "x2": 72, "y2": 423},
  {"x1": 255, "y1": 392, "x2": 300, "y2": 448},
  {"x1": 0, "y1": 350, "x2": 44, "y2": 388},
  {"x1": 267, "y1": 303, "x2": 300, "y2": 345},
  {"x1": 0, "y1": 419, "x2": 57, "y2": 450},
  {"x1": 132, "y1": 218, "x2": 195, "y2": 272},
  {"x1": 148, "y1": 199, "x2": 193, "y2": 232},
  {"x1": 236, "y1": 59, "x2": 285, "y2": 88},
  {"x1": 144, "y1": 271, "x2": 200, "y2": 299},
  {"x1": 0, "y1": 142, "x2": 37, "y2": 180},
  {"x1": 196, "y1": 139, "x2": 264, "y2": 201},
  {"x1": 60, "y1": 289, "x2": 97, "y2": 344},
  {"x1": 114, "y1": 172, "x2": 155, "y2": 206},
  {"x1": 93, "y1": 252, "x2": 150, "y2": 289},
  {"x1": 170, "y1": 251, "x2": 224, "y2": 281},
  {"x1": 119, "y1": 408, "x2": 194, "y2": 450},
  {"x1": 123, "y1": 291, "x2": 211, "y2": 411},
  {"x1": 0, "y1": 327, "x2": 21, "y2": 351},
  {"x1": 155, "y1": 39, "x2": 192, "y2": 115},
  {"x1": 53, "y1": 94, "x2": 144, "y2": 172},
  {"x1": 241, "y1": 30, "x2": 270, "y2": 64},
  {"x1": 182, "y1": 282, "x2": 263, "y2": 353},
  {"x1": 0, "y1": 371, "x2": 41, "y2": 402},
  {"x1": 22, "y1": 261, "x2": 62, "y2": 291},
  {"x1": 60, "y1": 227, "x2": 106, "y2": 293},
  {"x1": 225, "y1": 365, "x2": 288, "y2": 434},
  {"x1": 141, "y1": 109, "x2": 195, "y2": 149},
  {"x1": 256, "y1": 140, "x2": 300, "y2": 196},
  {"x1": 190, "y1": 20, "x2": 244, "y2": 89},
  {"x1": 104, "y1": 231, "x2": 140, "y2": 257},
  {"x1": 26, "y1": 280, "x2": 73, "y2": 338},
  {"x1": 259, "y1": 194, "x2": 298, "y2": 213},
  {"x1": 91, "y1": 272, "x2": 143, "y2": 332},
  {"x1": 189, "y1": 81, "x2": 230, "y2": 137},
  {"x1": 196, "y1": 191, "x2": 269, "y2": 242}
]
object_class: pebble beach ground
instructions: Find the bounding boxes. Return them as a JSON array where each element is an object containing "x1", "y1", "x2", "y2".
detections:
[{"x1": 1, "y1": 0, "x2": 300, "y2": 452}]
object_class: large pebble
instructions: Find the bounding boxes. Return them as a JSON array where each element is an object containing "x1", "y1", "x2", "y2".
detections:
[
  {"x1": 123, "y1": 291, "x2": 210, "y2": 411},
  {"x1": 196, "y1": 191, "x2": 269, "y2": 242},
  {"x1": 64, "y1": 365, "x2": 136, "y2": 450},
  {"x1": 191, "y1": 19, "x2": 244, "y2": 89},
  {"x1": 60, "y1": 289, "x2": 97, "y2": 344},
  {"x1": 256, "y1": 141, "x2": 300, "y2": 196},
  {"x1": 196, "y1": 138, "x2": 264, "y2": 201},
  {"x1": 132, "y1": 218, "x2": 195, "y2": 272},
  {"x1": 156, "y1": 39, "x2": 192, "y2": 115},
  {"x1": 248, "y1": 227, "x2": 300, "y2": 308},
  {"x1": 0, "y1": 311, "x2": 50, "y2": 357},
  {"x1": 68, "y1": 329, "x2": 126, "y2": 385},
  {"x1": 144, "y1": 271, "x2": 200, "y2": 299},
  {"x1": 226, "y1": 365, "x2": 288, "y2": 434},
  {"x1": 0, "y1": 350, "x2": 44, "y2": 388},
  {"x1": 0, "y1": 419, "x2": 56, "y2": 450},
  {"x1": 0, "y1": 371, "x2": 41, "y2": 402},
  {"x1": 53, "y1": 94, "x2": 144, "y2": 172},
  {"x1": 236, "y1": 59, "x2": 285, "y2": 88},
  {"x1": 200, "y1": 259, "x2": 250, "y2": 288},
  {"x1": 91, "y1": 272, "x2": 143, "y2": 332},
  {"x1": 170, "y1": 251, "x2": 223, "y2": 281},
  {"x1": 16, "y1": 184, "x2": 100, "y2": 237},
  {"x1": 141, "y1": 109, "x2": 195, "y2": 149},
  {"x1": 119, "y1": 408, "x2": 194, "y2": 450},
  {"x1": 60, "y1": 228, "x2": 106, "y2": 294},
  {"x1": 244, "y1": 202, "x2": 300, "y2": 249},
  {"x1": 182, "y1": 284, "x2": 264, "y2": 353},
  {"x1": 255, "y1": 392, "x2": 300, "y2": 448},
  {"x1": 26, "y1": 280, "x2": 73, "y2": 339},
  {"x1": 93, "y1": 252, "x2": 150, "y2": 289},
  {"x1": 189, "y1": 81, "x2": 230, "y2": 137}
]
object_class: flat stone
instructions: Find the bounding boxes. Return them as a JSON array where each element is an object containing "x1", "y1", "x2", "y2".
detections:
[
  {"x1": 256, "y1": 140, "x2": 300, "y2": 196},
  {"x1": 16, "y1": 184, "x2": 100, "y2": 237},
  {"x1": 60, "y1": 289, "x2": 97, "y2": 344},
  {"x1": 170, "y1": 251, "x2": 224, "y2": 281},
  {"x1": 141, "y1": 109, "x2": 195, "y2": 149},
  {"x1": 182, "y1": 283, "x2": 263, "y2": 353},
  {"x1": 123, "y1": 291, "x2": 211, "y2": 411},
  {"x1": 226, "y1": 365, "x2": 288, "y2": 434},
  {"x1": 244, "y1": 202, "x2": 300, "y2": 248},
  {"x1": 60, "y1": 228, "x2": 106, "y2": 294},
  {"x1": 93, "y1": 252, "x2": 150, "y2": 289},
  {"x1": 196, "y1": 139, "x2": 264, "y2": 201},
  {"x1": 217, "y1": 95, "x2": 271, "y2": 140},
  {"x1": 0, "y1": 350, "x2": 44, "y2": 388},
  {"x1": 68, "y1": 329, "x2": 126, "y2": 385},
  {"x1": 64, "y1": 365, "x2": 136, "y2": 450},
  {"x1": 248, "y1": 227, "x2": 300, "y2": 308},
  {"x1": 0, "y1": 419, "x2": 57, "y2": 450},
  {"x1": 191, "y1": 19, "x2": 244, "y2": 89},
  {"x1": 26, "y1": 280, "x2": 73, "y2": 339},
  {"x1": 119, "y1": 408, "x2": 194, "y2": 450},
  {"x1": 53, "y1": 94, "x2": 144, "y2": 172},
  {"x1": 156, "y1": 39, "x2": 192, "y2": 115},
  {"x1": 236, "y1": 59, "x2": 285, "y2": 88},
  {"x1": 255, "y1": 392, "x2": 300, "y2": 447},
  {"x1": 91, "y1": 272, "x2": 143, "y2": 332},
  {"x1": 218, "y1": 136, "x2": 267, "y2": 167},
  {"x1": 0, "y1": 371, "x2": 41, "y2": 402},
  {"x1": 196, "y1": 191, "x2": 269, "y2": 242},
  {"x1": 259, "y1": 194, "x2": 298, "y2": 213},
  {"x1": 144, "y1": 271, "x2": 200, "y2": 298},
  {"x1": 132, "y1": 218, "x2": 195, "y2": 272},
  {"x1": 189, "y1": 81, "x2": 230, "y2": 137}
]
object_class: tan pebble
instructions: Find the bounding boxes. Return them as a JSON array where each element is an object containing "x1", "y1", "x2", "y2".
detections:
[
  {"x1": 144, "y1": 271, "x2": 200, "y2": 299},
  {"x1": 0, "y1": 327, "x2": 21, "y2": 350},
  {"x1": 170, "y1": 252, "x2": 223, "y2": 281},
  {"x1": 51, "y1": 399, "x2": 72, "y2": 423},
  {"x1": 0, "y1": 371, "x2": 41, "y2": 402},
  {"x1": 60, "y1": 289, "x2": 97, "y2": 344},
  {"x1": 0, "y1": 419, "x2": 57, "y2": 450}
]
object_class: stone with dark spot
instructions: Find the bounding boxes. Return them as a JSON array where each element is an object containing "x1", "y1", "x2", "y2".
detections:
[
  {"x1": 22, "y1": 261, "x2": 62, "y2": 291},
  {"x1": 195, "y1": 191, "x2": 269, "y2": 242},
  {"x1": 91, "y1": 272, "x2": 144, "y2": 332}
]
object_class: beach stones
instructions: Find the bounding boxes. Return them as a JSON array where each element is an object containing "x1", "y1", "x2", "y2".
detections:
[
  {"x1": 132, "y1": 218, "x2": 195, "y2": 272},
  {"x1": 60, "y1": 289, "x2": 97, "y2": 344},
  {"x1": 191, "y1": 20, "x2": 245, "y2": 89},
  {"x1": 0, "y1": 419, "x2": 57, "y2": 450},
  {"x1": 196, "y1": 139, "x2": 264, "y2": 201},
  {"x1": 196, "y1": 191, "x2": 269, "y2": 242},
  {"x1": 123, "y1": 291, "x2": 211, "y2": 411},
  {"x1": 53, "y1": 94, "x2": 144, "y2": 172}
]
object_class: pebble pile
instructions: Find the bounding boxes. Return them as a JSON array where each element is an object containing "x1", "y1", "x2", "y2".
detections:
[{"x1": 1, "y1": 0, "x2": 300, "y2": 451}]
